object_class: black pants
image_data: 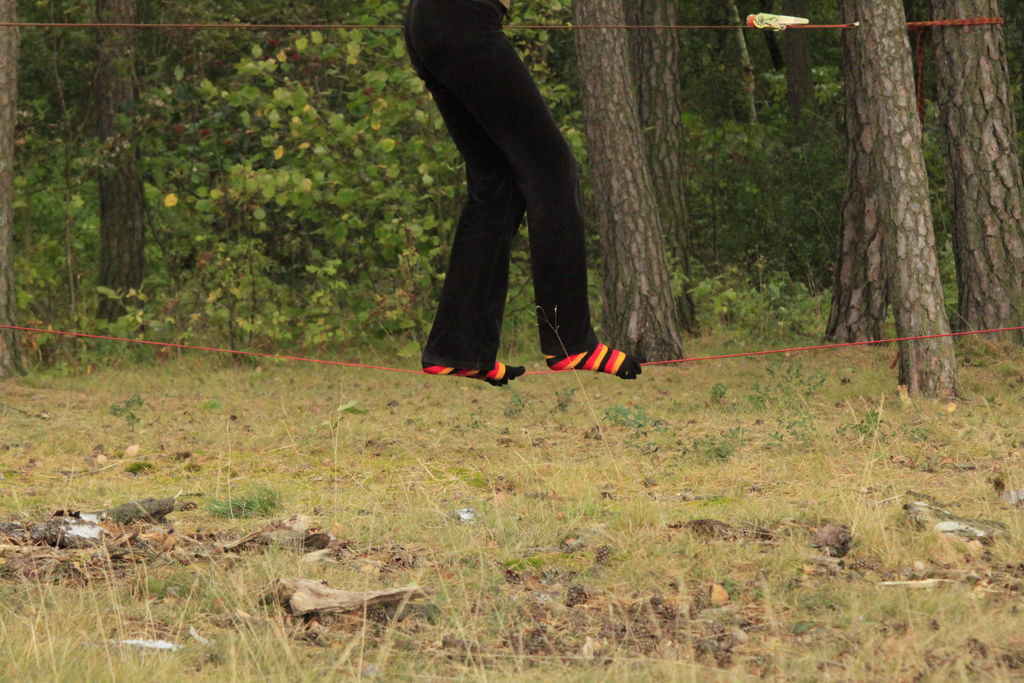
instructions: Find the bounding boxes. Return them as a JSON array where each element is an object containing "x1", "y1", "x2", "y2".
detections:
[{"x1": 405, "y1": 0, "x2": 598, "y2": 371}]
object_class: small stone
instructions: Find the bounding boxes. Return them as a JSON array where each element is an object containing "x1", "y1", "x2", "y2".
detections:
[
  {"x1": 697, "y1": 606, "x2": 738, "y2": 624},
  {"x1": 452, "y1": 508, "x2": 476, "y2": 523},
  {"x1": 730, "y1": 628, "x2": 749, "y2": 645},
  {"x1": 999, "y1": 489, "x2": 1024, "y2": 506},
  {"x1": 811, "y1": 524, "x2": 853, "y2": 558},
  {"x1": 965, "y1": 540, "x2": 985, "y2": 554},
  {"x1": 710, "y1": 584, "x2": 730, "y2": 605},
  {"x1": 124, "y1": 444, "x2": 142, "y2": 458}
]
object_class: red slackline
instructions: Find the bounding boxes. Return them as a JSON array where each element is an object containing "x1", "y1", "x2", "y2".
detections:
[{"x1": 2, "y1": 324, "x2": 1021, "y2": 377}]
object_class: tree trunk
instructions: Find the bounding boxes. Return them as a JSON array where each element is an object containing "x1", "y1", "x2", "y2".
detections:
[
  {"x1": 630, "y1": 0, "x2": 696, "y2": 333},
  {"x1": 0, "y1": 0, "x2": 21, "y2": 377},
  {"x1": 574, "y1": 0, "x2": 684, "y2": 360},
  {"x1": 724, "y1": 0, "x2": 758, "y2": 123},
  {"x1": 782, "y1": 0, "x2": 815, "y2": 125},
  {"x1": 96, "y1": 0, "x2": 145, "y2": 322},
  {"x1": 834, "y1": 0, "x2": 958, "y2": 397},
  {"x1": 930, "y1": 0, "x2": 1024, "y2": 343},
  {"x1": 827, "y1": 0, "x2": 891, "y2": 342}
]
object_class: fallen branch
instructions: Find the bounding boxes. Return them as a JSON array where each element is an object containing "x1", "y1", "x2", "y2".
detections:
[
  {"x1": 262, "y1": 578, "x2": 434, "y2": 617},
  {"x1": 878, "y1": 579, "x2": 958, "y2": 589},
  {"x1": 84, "y1": 497, "x2": 177, "y2": 525}
]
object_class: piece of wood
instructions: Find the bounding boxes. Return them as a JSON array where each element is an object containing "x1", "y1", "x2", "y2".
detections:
[
  {"x1": 222, "y1": 515, "x2": 315, "y2": 552},
  {"x1": 878, "y1": 579, "x2": 958, "y2": 588},
  {"x1": 0, "y1": 521, "x2": 27, "y2": 541},
  {"x1": 28, "y1": 518, "x2": 104, "y2": 548},
  {"x1": 263, "y1": 578, "x2": 434, "y2": 617},
  {"x1": 88, "y1": 497, "x2": 177, "y2": 525}
]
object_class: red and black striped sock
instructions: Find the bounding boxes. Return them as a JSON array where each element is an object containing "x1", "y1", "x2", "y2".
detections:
[
  {"x1": 422, "y1": 361, "x2": 526, "y2": 387},
  {"x1": 546, "y1": 343, "x2": 644, "y2": 380}
]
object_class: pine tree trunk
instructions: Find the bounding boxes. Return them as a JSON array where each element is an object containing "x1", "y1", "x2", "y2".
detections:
[
  {"x1": 838, "y1": 0, "x2": 958, "y2": 396},
  {"x1": 96, "y1": 0, "x2": 145, "y2": 322},
  {"x1": 574, "y1": 0, "x2": 683, "y2": 360},
  {"x1": 724, "y1": 0, "x2": 758, "y2": 123},
  {"x1": 930, "y1": 0, "x2": 1024, "y2": 343},
  {"x1": 826, "y1": 0, "x2": 891, "y2": 342},
  {"x1": 782, "y1": 0, "x2": 814, "y2": 125},
  {"x1": 0, "y1": 0, "x2": 21, "y2": 377},
  {"x1": 631, "y1": 0, "x2": 696, "y2": 333}
]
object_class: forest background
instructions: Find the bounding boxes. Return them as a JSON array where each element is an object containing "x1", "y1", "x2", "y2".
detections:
[{"x1": 1, "y1": 0, "x2": 1022, "y2": 375}]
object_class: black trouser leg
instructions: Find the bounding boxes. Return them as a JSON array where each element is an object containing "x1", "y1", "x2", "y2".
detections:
[
  {"x1": 420, "y1": 86, "x2": 526, "y2": 370},
  {"x1": 405, "y1": 0, "x2": 599, "y2": 368}
]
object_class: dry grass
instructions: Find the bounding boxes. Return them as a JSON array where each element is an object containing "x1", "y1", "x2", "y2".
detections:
[{"x1": 2, "y1": 336, "x2": 1024, "y2": 681}]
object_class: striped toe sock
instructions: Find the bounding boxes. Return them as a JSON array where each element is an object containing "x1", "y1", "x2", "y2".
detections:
[
  {"x1": 423, "y1": 361, "x2": 525, "y2": 387},
  {"x1": 546, "y1": 343, "x2": 644, "y2": 380}
]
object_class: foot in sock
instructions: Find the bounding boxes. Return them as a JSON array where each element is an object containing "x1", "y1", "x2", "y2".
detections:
[
  {"x1": 423, "y1": 361, "x2": 526, "y2": 387},
  {"x1": 546, "y1": 343, "x2": 644, "y2": 380}
]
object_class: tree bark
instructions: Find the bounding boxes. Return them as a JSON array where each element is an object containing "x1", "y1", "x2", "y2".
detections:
[
  {"x1": 782, "y1": 0, "x2": 815, "y2": 125},
  {"x1": 96, "y1": 0, "x2": 145, "y2": 322},
  {"x1": 574, "y1": 0, "x2": 684, "y2": 360},
  {"x1": 724, "y1": 0, "x2": 758, "y2": 123},
  {"x1": 0, "y1": 0, "x2": 22, "y2": 377},
  {"x1": 630, "y1": 0, "x2": 696, "y2": 333},
  {"x1": 827, "y1": 0, "x2": 891, "y2": 342},
  {"x1": 929, "y1": 0, "x2": 1024, "y2": 343},
  {"x1": 832, "y1": 0, "x2": 958, "y2": 397}
]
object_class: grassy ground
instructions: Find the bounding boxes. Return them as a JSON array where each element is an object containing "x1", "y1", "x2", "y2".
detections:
[{"x1": 1, "y1": 336, "x2": 1024, "y2": 681}]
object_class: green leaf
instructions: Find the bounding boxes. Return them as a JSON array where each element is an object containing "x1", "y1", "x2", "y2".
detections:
[
  {"x1": 336, "y1": 188, "x2": 358, "y2": 207},
  {"x1": 792, "y1": 622, "x2": 817, "y2": 636},
  {"x1": 338, "y1": 400, "x2": 368, "y2": 415}
]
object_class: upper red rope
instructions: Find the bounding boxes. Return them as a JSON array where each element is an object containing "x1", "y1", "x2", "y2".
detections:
[{"x1": 0, "y1": 18, "x2": 1004, "y2": 31}]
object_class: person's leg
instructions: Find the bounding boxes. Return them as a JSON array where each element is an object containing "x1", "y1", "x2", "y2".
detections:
[
  {"x1": 406, "y1": 0, "x2": 643, "y2": 380},
  {"x1": 406, "y1": 3, "x2": 526, "y2": 380},
  {"x1": 406, "y1": 0, "x2": 598, "y2": 357}
]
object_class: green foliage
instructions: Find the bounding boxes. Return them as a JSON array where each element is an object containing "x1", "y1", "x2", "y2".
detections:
[
  {"x1": 748, "y1": 360, "x2": 826, "y2": 411},
  {"x1": 141, "y1": 11, "x2": 459, "y2": 347},
  {"x1": 680, "y1": 101, "x2": 846, "y2": 291},
  {"x1": 838, "y1": 410, "x2": 884, "y2": 440},
  {"x1": 109, "y1": 395, "x2": 145, "y2": 430},
  {"x1": 504, "y1": 391, "x2": 527, "y2": 418},
  {"x1": 692, "y1": 267, "x2": 827, "y2": 342},
  {"x1": 554, "y1": 387, "x2": 577, "y2": 413},
  {"x1": 690, "y1": 427, "x2": 746, "y2": 463},
  {"x1": 604, "y1": 405, "x2": 665, "y2": 437},
  {"x1": 13, "y1": 0, "x2": 586, "y2": 361},
  {"x1": 123, "y1": 462, "x2": 155, "y2": 475},
  {"x1": 206, "y1": 485, "x2": 283, "y2": 518}
]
